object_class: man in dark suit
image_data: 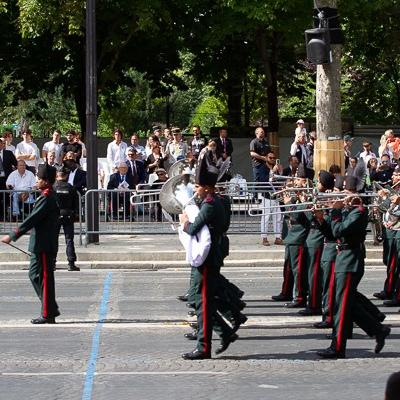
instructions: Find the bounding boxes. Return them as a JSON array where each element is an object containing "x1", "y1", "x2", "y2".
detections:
[
  {"x1": 107, "y1": 162, "x2": 135, "y2": 220},
  {"x1": 63, "y1": 157, "x2": 87, "y2": 195},
  {"x1": 126, "y1": 148, "x2": 146, "y2": 186},
  {"x1": 0, "y1": 138, "x2": 18, "y2": 219},
  {"x1": 216, "y1": 127, "x2": 233, "y2": 162},
  {"x1": 282, "y1": 155, "x2": 299, "y2": 177}
]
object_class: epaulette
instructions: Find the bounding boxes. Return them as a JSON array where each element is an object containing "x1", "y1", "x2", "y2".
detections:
[
  {"x1": 42, "y1": 188, "x2": 51, "y2": 197},
  {"x1": 204, "y1": 194, "x2": 215, "y2": 204}
]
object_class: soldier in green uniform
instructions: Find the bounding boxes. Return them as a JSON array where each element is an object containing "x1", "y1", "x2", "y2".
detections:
[
  {"x1": 313, "y1": 176, "x2": 344, "y2": 329},
  {"x1": 282, "y1": 164, "x2": 310, "y2": 308},
  {"x1": 317, "y1": 177, "x2": 390, "y2": 358},
  {"x1": 180, "y1": 150, "x2": 237, "y2": 360},
  {"x1": 1, "y1": 164, "x2": 60, "y2": 324},
  {"x1": 299, "y1": 170, "x2": 334, "y2": 316}
]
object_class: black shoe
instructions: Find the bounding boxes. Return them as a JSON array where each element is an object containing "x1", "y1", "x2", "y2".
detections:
[
  {"x1": 284, "y1": 301, "x2": 306, "y2": 308},
  {"x1": 31, "y1": 316, "x2": 56, "y2": 324},
  {"x1": 232, "y1": 314, "x2": 248, "y2": 333},
  {"x1": 271, "y1": 293, "x2": 293, "y2": 302},
  {"x1": 298, "y1": 308, "x2": 322, "y2": 316},
  {"x1": 187, "y1": 310, "x2": 196, "y2": 317},
  {"x1": 215, "y1": 333, "x2": 239, "y2": 355},
  {"x1": 182, "y1": 349, "x2": 211, "y2": 360},
  {"x1": 375, "y1": 326, "x2": 391, "y2": 354},
  {"x1": 373, "y1": 291, "x2": 388, "y2": 300},
  {"x1": 186, "y1": 302, "x2": 195, "y2": 309},
  {"x1": 68, "y1": 264, "x2": 80, "y2": 271},
  {"x1": 177, "y1": 294, "x2": 189, "y2": 302},
  {"x1": 313, "y1": 320, "x2": 332, "y2": 329},
  {"x1": 317, "y1": 347, "x2": 345, "y2": 359},
  {"x1": 184, "y1": 331, "x2": 198, "y2": 340},
  {"x1": 383, "y1": 299, "x2": 400, "y2": 307}
]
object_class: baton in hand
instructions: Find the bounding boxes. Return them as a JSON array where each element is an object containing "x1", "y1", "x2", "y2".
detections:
[{"x1": 5, "y1": 242, "x2": 31, "y2": 257}]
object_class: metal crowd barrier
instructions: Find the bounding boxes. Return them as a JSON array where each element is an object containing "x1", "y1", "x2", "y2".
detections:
[
  {"x1": 83, "y1": 182, "x2": 284, "y2": 242},
  {"x1": 0, "y1": 189, "x2": 83, "y2": 245}
]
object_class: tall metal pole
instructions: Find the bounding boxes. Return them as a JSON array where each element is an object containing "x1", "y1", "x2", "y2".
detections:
[{"x1": 86, "y1": 0, "x2": 99, "y2": 243}]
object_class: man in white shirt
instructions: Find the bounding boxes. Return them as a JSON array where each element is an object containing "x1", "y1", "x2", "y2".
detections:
[
  {"x1": 358, "y1": 141, "x2": 377, "y2": 164},
  {"x1": 15, "y1": 130, "x2": 40, "y2": 174},
  {"x1": 6, "y1": 160, "x2": 37, "y2": 217},
  {"x1": 126, "y1": 133, "x2": 146, "y2": 162},
  {"x1": 290, "y1": 131, "x2": 309, "y2": 166},
  {"x1": 42, "y1": 129, "x2": 62, "y2": 164},
  {"x1": 106, "y1": 128, "x2": 128, "y2": 171}
]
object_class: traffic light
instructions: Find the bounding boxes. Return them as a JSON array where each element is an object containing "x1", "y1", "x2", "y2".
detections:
[{"x1": 305, "y1": 28, "x2": 331, "y2": 65}]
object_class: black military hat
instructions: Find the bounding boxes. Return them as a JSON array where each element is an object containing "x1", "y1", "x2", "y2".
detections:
[
  {"x1": 296, "y1": 163, "x2": 307, "y2": 178},
  {"x1": 334, "y1": 175, "x2": 345, "y2": 190},
  {"x1": 319, "y1": 170, "x2": 334, "y2": 190},
  {"x1": 195, "y1": 149, "x2": 219, "y2": 186},
  {"x1": 152, "y1": 125, "x2": 161, "y2": 132},
  {"x1": 344, "y1": 176, "x2": 358, "y2": 191},
  {"x1": 37, "y1": 164, "x2": 57, "y2": 184}
]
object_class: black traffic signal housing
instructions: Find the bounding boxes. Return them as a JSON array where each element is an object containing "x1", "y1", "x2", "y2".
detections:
[{"x1": 305, "y1": 28, "x2": 331, "y2": 65}]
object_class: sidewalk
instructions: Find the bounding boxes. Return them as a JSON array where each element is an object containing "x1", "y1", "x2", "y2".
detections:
[{"x1": 0, "y1": 233, "x2": 385, "y2": 270}]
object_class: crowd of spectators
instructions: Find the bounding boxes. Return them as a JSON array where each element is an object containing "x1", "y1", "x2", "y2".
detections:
[{"x1": 1, "y1": 122, "x2": 399, "y2": 223}]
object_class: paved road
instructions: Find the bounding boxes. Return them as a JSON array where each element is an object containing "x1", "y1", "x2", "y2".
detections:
[{"x1": 1, "y1": 266, "x2": 399, "y2": 400}]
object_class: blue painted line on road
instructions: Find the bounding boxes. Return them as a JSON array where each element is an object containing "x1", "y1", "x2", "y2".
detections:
[{"x1": 82, "y1": 272, "x2": 113, "y2": 400}]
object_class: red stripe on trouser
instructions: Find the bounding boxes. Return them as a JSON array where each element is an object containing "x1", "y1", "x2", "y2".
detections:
[
  {"x1": 311, "y1": 248, "x2": 322, "y2": 309},
  {"x1": 202, "y1": 266, "x2": 209, "y2": 354},
  {"x1": 42, "y1": 253, "x2": 48, "y2": 318},
  {"x1": 388, "y1": 253, "x2": 396, "y2": 296},
  {"x1": 297, "y1": 246, "x2": 304, "y2": 301},
  {"x1": 336, "y1": 273, "x2": 352, "y2": 353},
  {"x1": 326, "y1": 262, "x2": 335, "y2": 324}
]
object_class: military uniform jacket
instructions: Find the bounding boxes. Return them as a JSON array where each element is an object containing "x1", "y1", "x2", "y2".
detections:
[
  {"x1": 184, "y1": 194, "x2": 225, "y2": 268},
  {"x1": 330, "y1": 206, "x2": 368, "y2": 273},
  {"x1": 305, "y1": 213, "x2": 325, "y2": 248},
  {"x1": 283, "y1": 202, "x2": 310, "y2": 245},
  {"x1": 9, "y1": 187, "x2": 60, "y2": 254}
]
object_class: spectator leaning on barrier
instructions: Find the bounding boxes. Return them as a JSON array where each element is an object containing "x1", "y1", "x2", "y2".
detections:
[
  {"x1": 42, "y1": 129, "x2": 62, "y2": 165},
  {"x1": 0, "y1": 137, "x2": 17, "y2": 220},
  {"x1": 6, "y1": 160, "x2": 36, "y2": 220},
  {"x1": 250, "y1": 126, "x2": 272, "y2": 182},
  {"x1": 60, "y1": 130, "x2": 82, "y2": 163},
  {"x1": 126, "y1": 148, "x2": 146, "y2": 185},
  {"x1": 107, "y1": 128, "x2": 128, "y2": 171},
  {"x1": 15, "y1": 129, "x2": 40, "y2": 175},
  {"x1": 64, "y1": 155, "x2": 87, "y2": 195}
]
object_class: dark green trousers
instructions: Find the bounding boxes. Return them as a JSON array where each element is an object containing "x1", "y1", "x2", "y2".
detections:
[
  {"x1": 305, "y1": 245, "x2": 323, "y2": 310},
  {"x1": 382, "y1": 228, "x2": 397, "y2": 298},
  {"x1": 287, "y1": 244, "x2": 306, "y2": 304},
  {"x1": 192, "y1": 265, "x2": 233, "y2": 353},
  {"x1": 29, "y1": 252, "x2": 59, "y2": 318},
  {"x1": 332, "y1": 267, "x2": 382, "y2": 354},
  {"x1": 321, "y1": 243, "x2": 337, "y2": 323}
]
